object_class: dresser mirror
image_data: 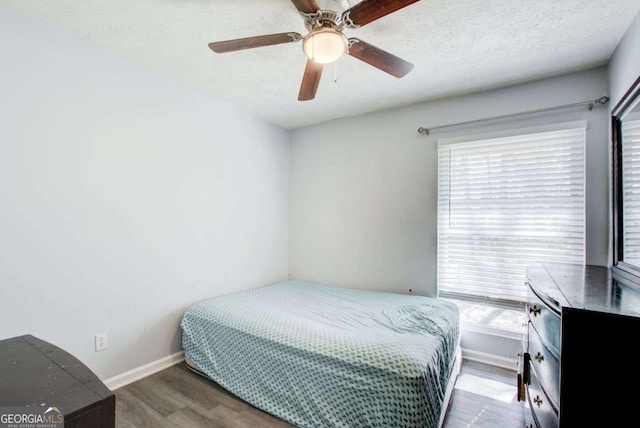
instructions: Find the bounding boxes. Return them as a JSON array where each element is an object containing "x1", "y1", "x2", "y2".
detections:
[{"x1": 613, "y1": 74, "x2": 640, "y2": 278}]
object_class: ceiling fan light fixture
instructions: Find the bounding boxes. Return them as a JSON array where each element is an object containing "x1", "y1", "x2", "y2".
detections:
[{"x1": 303, "y1": 28, "x2": 348, "y2": 64}]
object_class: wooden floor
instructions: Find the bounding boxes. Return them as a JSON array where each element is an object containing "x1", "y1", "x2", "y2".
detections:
[{"x1": 115, "y1": 359, "x2": 524, "y2": 427}]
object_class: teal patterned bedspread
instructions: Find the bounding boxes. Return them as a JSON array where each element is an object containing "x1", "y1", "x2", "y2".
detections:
[{"x1": 181, "y1": 280, "x2": 460, "y2": 428}]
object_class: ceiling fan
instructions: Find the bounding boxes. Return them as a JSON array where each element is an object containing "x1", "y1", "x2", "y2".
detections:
[{"x1": 208, "y1": 0, "x2": 420, "y2": 101}]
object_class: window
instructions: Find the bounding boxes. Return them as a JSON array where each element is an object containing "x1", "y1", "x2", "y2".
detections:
[
  {"x1": 621, "y1": 117, "x2": 640, "y2": 265},
  {"x1": 437, "y1": 126, "x2": 586, "y2": 304},
  {"x1": 613, "y1": 73, "x2": 640, "y2": 277}
]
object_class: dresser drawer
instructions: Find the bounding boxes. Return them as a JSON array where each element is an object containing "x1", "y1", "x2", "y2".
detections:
[
  {"x1": 528, "y1": 323, "x2": 559, "y2": 409},
  {"x1": 526, "y1": 286, "x2": 561, "y2": 356},
  {"x1": 524, "y1": 386, "x2": 536, "y2": 428},
  {"x1": 528, "y1": 370, "x2": 558, "y2": 428}
]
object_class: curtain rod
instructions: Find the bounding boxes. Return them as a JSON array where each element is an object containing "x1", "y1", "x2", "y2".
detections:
[{"x1": 417, "y1": 96, "x2": 610, "y2": 136}]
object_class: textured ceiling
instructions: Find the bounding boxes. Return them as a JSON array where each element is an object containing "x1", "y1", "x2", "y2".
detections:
[{"x1": 2, "y1": 0, "x2": 640, "y2": 129}]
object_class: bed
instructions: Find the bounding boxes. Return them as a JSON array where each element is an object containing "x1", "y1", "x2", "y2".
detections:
[{"x1": 180, "y1": 280, "x2": 461, "y2": 428}]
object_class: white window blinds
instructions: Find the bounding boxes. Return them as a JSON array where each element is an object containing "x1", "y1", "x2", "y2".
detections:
[
  {"x1": 622, "y1": 119, "x2": 640, "y2": 265},
  {"x1": 437, "y1": 127, "x2": 586, "y2": 303}
]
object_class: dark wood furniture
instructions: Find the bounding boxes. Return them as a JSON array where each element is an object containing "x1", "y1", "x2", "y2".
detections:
[
  {"x1": 0, "y1": 334, "x2": 115, "y2": 428},
  {"x1": 519, "y1": 262, "x2": 640, "y2": 427}
]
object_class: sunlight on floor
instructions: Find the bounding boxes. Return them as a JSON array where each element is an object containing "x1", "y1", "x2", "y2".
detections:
[
  {"x1": 454, "y1": 374, "x2": 517, "y2": 403},
  {"x1": 453, "y1": 301, "x2": 526, "y2": 335}
]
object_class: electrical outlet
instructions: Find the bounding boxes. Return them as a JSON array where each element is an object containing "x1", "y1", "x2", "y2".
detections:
[{"x1": 95, "y1": 332, "x2": 108, "y2": 352}]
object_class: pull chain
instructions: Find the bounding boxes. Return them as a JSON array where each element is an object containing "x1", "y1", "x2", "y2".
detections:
[{"x1": 334, "y1": 60, "x2": 338, "y2": 83}]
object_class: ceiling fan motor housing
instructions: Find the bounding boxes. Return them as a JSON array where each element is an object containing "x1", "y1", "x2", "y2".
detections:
[
  {"x1": 316, "y1": 0, "x2": 350, "y2": 13},
  {"x1": 303, "y1": 0, "x2": 351, "y2": 31}
]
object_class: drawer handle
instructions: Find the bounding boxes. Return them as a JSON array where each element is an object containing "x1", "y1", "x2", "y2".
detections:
[
  {"x1": 534, "y1": 352, "x2": 544, "y2": 363},
  {"x1": 529, "y1": 305, "x2": 541, "y2": 316},
  {"x1": 533, "y1": 395, "x2": 543, "y2": 408}
]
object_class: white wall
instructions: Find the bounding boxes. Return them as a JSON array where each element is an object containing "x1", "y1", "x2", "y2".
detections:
[
  {"x1": 289, "y1": 67, "x2": 610, "y2": 297},
  {"x1": 0, "y1": 5, "x2": 289, "y2": 380},
  {"x1": 609, "y1": 10, "x2": 640, "y2": 107}
]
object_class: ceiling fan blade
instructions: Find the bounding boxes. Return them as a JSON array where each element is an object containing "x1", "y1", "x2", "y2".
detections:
[
  {"x1": 290, "y1": 0, "x2": 320, "y2": 14},
  {"x1": 208, "y1": 32, "x2": 302, "y2": 53},
  {"x1": 343, "y1": 0, "x2": 420, "y2": 27},
  {"x1": 298, "y1": 60, "x2": 324, "y2": 101},
  {"x1": 348, "y1": 38, "x2": 414, "y2": 78}
]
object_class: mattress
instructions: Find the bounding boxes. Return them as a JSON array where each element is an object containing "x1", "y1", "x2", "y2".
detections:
[{"x1": 180, "y1": 280, "x2": 460, "y2": 428}]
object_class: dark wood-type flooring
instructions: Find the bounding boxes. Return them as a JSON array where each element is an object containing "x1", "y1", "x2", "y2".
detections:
[{"x1": 115, "y1": 359, "x2": 524, "y2": 427}]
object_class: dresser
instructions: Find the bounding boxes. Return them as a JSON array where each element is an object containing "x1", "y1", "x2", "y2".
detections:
[
  {"x1": 519, "y1": 262, "x2": 640, "y2": 427},
  {"x1": 0, "y1": 335, "x2": 115, "y2": 428}
]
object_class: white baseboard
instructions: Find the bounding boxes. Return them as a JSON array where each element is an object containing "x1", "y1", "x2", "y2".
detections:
[
  {"x1": 462, "y1": 348, "x2": 517, "y2": 371},
  {"x1": 104, "y1": 350, "x2": 185, "y2": 391}
]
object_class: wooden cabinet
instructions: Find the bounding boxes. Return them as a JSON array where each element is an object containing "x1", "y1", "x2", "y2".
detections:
[
  {"x1": 520, "y1": 262, "x2": 640, "y2": 427},
  {"x1": 0, "y1": 335, "x2": 115, "y2": 428}
]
